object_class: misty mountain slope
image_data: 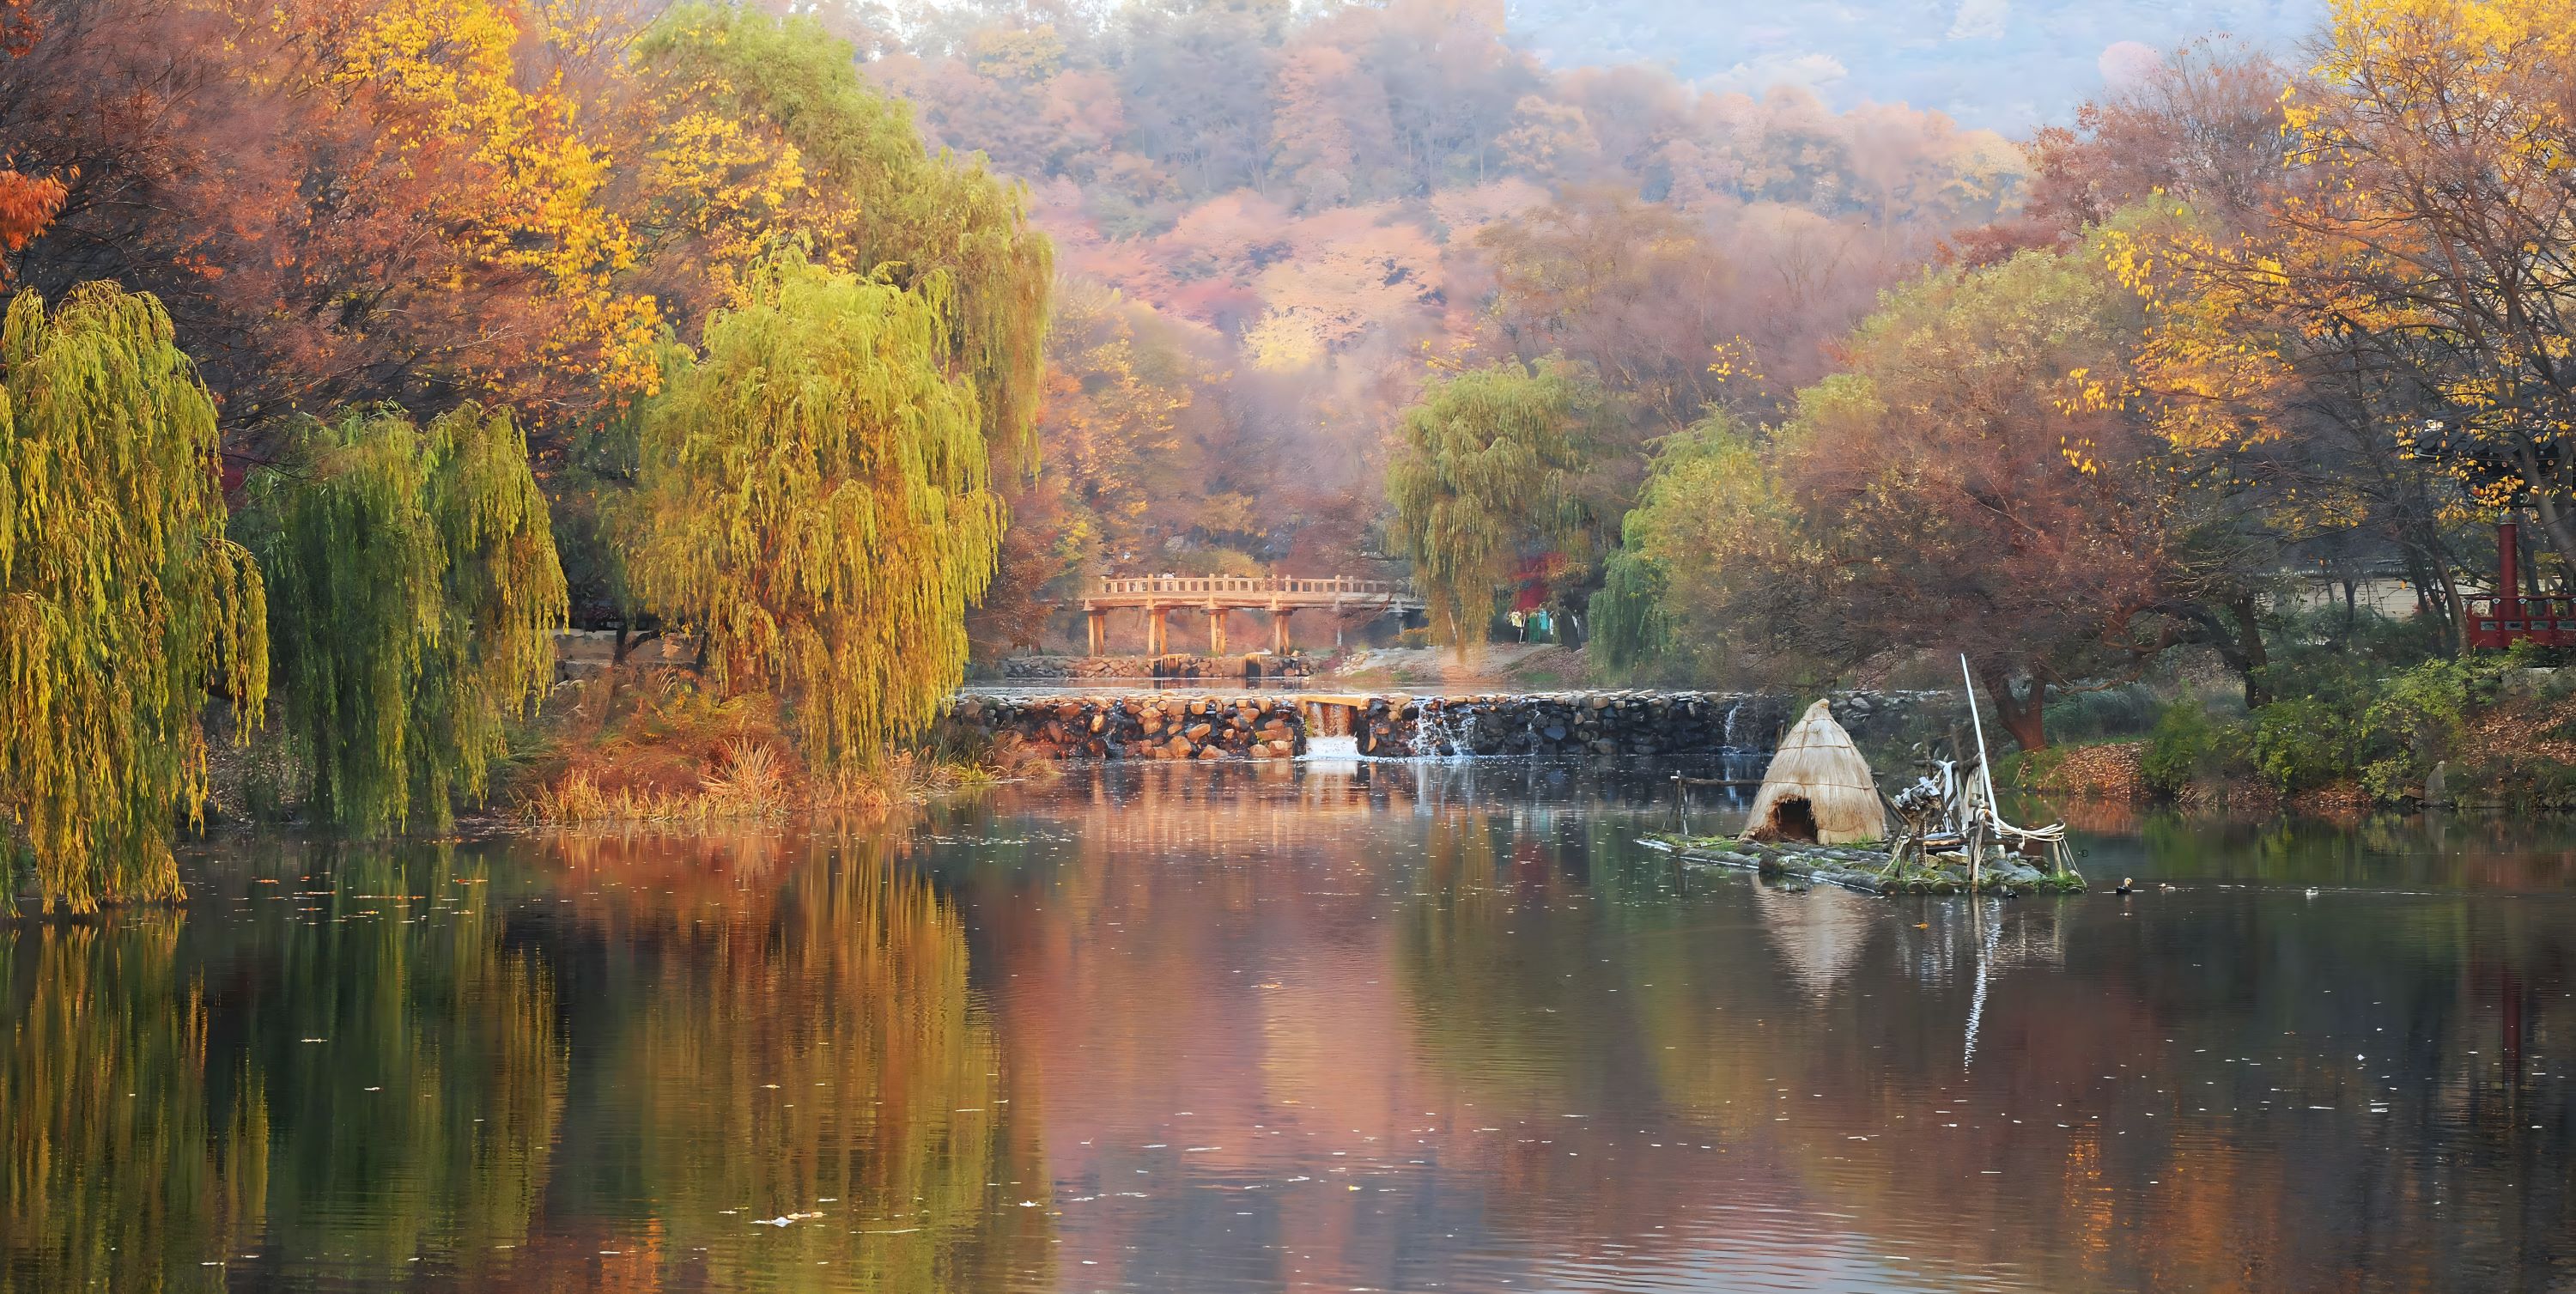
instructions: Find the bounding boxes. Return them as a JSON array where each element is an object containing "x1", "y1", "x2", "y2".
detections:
[{"x1": 1504, "y1": 0, "x2": 2326, "y2": 127}]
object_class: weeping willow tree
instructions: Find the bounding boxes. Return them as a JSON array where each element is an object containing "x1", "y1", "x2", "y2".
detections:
[
  {"x1": 1589, "y1": 544, "x2": 1670, "y2": 676},
  {"x1": 1589, "y1": 415, "x2": 1768, "y2": 679},
  {"x1": 0, "y1": 285, "x2": 267, "y2": 914},
  {"x1": 1386, "y1": 358, "x2": 1604, "y2": 647},
  {"x1": 240, "y1": 404, "x2": 566, "y2": 836},
  {"x1": 623, "y1": 249, "x2": 1001, "y2": 775},
  {"x1": 633, "y1": 3, "x2": 1054, "y2": 473}
]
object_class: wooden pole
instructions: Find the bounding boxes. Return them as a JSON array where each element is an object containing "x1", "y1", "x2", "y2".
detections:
[{"x1": 1960, "y1": 654, "x2": 1998, "y2": 893}]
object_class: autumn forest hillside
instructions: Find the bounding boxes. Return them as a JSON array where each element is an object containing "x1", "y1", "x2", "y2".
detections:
[
  {"x1": 860, "y1": 0, "x2": 2031, "y2": 650},
  {"x1": 11, "y1": 0, "x2": 2576, "y2": 910}
]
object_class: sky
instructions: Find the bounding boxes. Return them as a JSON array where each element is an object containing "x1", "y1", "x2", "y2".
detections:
[{"x1": 1504, "y1": 0, "x2": 2332, "y2": 129}]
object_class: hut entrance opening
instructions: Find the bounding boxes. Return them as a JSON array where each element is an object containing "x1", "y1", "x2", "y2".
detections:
[{"x1": 1765, "y1": 798, "x2": 1820, "y2": 843}]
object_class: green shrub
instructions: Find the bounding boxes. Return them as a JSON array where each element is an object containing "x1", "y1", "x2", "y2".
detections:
[
  {"x1": 2142, "y1": 704, "x2": 2239, "y2": 795},
  {"x1": 1397, "y1": 627, "x2": 1433, "y2": 649},
  {"x1": 2246, "y1": 696, "x2": 2360, "y2": 792},
  {"x1": 2356, "y1": 658, "x2": 2477, "y2": 801},
  {"x1": 2043, "y1": 683, "x2": 2162, "y2": 742}
]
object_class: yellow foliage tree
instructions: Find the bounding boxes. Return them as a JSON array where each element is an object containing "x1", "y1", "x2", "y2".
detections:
[
  {"x1": 2121, "y1": 0, "x2": 2576, "y2": 562},
  {"x1": 292, "y1": 0, "x2": 665, "y2": 394},
  {"x1": 629, "y1": 3, "x2": 1054, "y2": 469}
]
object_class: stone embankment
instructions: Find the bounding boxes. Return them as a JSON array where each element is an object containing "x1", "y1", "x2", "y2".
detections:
[
  {"x1": 940, "y1": 688, "x2": 1947, "y2": 762},
  {"x1": 948, "y1": 694, "x2": 1308, "y2": 761},
  {"x1": 1361, "y1": 691, "x2": 1789, "y2": 758}
]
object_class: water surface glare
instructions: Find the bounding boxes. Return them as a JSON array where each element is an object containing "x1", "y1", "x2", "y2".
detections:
[{"x1": 7, "y1": 761, "x2": 2575, "y2": 1292}]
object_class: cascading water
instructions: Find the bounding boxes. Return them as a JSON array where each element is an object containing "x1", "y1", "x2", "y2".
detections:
[
  {"x1": 1716, "y1": 696, "x2": 1766, "y2": 783},
  {"x1": 1300, "y1": 734, "x2": 1362, "y2": 761},
  {"x1": 1409, "y1": 702, "x2": 1476, "y2": 758}
]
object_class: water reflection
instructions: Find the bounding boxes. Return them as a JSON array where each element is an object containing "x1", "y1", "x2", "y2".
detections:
[
  {"x1": 3, "y1": 828, "x2": 1045, "y2": 1293},
  {"x1": 2070, "y1": 805, "x2": 2576, "y2": 893},
  {"x1": 2, "y1": 763, "x2": 2571, "y2": 1292}
]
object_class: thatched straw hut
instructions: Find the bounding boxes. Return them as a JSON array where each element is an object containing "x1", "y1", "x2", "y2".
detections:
[{"x1": 1741, "y1": 700, "x2": 1886, "y2": 845}]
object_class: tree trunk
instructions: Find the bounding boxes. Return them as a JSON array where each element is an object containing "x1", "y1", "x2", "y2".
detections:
[
  {"x1": 2530, "y1": 493, "x2": 2576, "y2": 580},
  {"x1": 2439, "y1": 571, "x2": 2466, "y2": 657},
  {"x1": 1978, "y1": 660, "x2": 2046, "y2": 752},
  {"x1": 2232, "y1": 595, "x2": 2271, "y2": 710},
  {"x1": 2400, "y1": 545, "x2": 2458, "y2": 651}
]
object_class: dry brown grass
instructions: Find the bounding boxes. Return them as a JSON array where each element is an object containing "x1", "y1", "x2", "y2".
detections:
[{"x1": 514, "y1": 668, "x2": 1014, "y2": 826}]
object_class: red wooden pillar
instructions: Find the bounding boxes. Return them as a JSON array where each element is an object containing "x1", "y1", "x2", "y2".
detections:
[{"x1": 2500, "y1": 519, "x2": 2523, "y2": 625}]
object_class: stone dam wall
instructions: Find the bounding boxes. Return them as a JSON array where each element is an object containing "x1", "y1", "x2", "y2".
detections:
[
  {"x1": 1367, "y1": 691, "x2": 1788, "y2": 758},
  {"x1": 941, "y1": 690, "x2": 1947, "y2": 762},
  {"x1": 948, "y1": 694, "x2": 1309, "y2": 761}
]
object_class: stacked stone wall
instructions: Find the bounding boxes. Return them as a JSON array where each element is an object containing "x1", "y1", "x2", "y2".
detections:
[
  {"x1": 940, "y1": 688, "x2": 1953, "y2": 762},
  {"x1": 948, "y1": 694, "x2": 1306, "y2": 761},
  {"x1": 1361, "y1": 692, "x2": 1786, "y2": 758}
]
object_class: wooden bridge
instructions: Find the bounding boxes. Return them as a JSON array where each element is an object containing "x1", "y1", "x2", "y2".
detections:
[{"x1": 1076, "y1": 575, "x2": 1425, "y2": 656}]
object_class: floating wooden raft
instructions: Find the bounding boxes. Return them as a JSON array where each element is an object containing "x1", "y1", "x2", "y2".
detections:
[{"x1": 1638, "y1": 835, "x2": 2085, "y2": 896}]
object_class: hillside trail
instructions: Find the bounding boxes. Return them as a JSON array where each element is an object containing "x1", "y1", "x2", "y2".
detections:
[{"x1": 1321, "y1": 642, "x2": 1584, "y2": 691}]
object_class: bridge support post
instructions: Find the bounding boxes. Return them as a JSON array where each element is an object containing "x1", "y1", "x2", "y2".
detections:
[
  {"x1": 1147, "y1": 604, "x2": 1169, "y2": 657},
  {"x1": 1085, "y1": 607, "x2": 1106, "y2": 657},
  {"x1": 1272, "y1": 609, "x2": 1293, "y2": 656},
  {"x1": 1208, "y1": 606, "x2": 1230, "y2": 654}
]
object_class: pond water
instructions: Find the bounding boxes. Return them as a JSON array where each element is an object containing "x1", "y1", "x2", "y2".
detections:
[{"x1": 8, "y1": 761, "x2": 2576, "y2": 1293}]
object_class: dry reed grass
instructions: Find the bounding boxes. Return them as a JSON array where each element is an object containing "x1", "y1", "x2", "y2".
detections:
[{"x1": 514, "y1": 667, "x2": 1016, "y2": 826}]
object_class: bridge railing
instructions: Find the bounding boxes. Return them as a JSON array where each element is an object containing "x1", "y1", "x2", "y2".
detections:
[{"x1": 1091, "y1": 575, "x2": 1414, "y2": 600}]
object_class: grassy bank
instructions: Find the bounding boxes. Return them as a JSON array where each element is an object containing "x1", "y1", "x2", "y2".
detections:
[
  {"x1": 206, "y1": 667, "x2": 1044, "y2": 834},
  {"x1": 2002, "y1": 626, "x2": 2576, "y2": 812}
]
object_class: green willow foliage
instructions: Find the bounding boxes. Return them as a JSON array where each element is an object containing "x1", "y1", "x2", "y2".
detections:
[
  {"x1": 625, "y1": 251, "x2": 1001, "y2": 774},
  {"x1": 0, "y1": 286, "x2": 267, "y2": 914},
  {"x1": 1589, "y1": 545, "x2": 1669, "y2": 675},
  {"x1": 242, "y1": 404, "x2": 567, "y2": 836},
  {"x1": 1585, "y1": 416, "x2": 1805, "y2": 680},
  {"x1": 636, "y1": 3, "x2": 1054, "y2": 473},
  {"x1": 1386, "y1": 359, "x2": 1601, "y2": 646}
]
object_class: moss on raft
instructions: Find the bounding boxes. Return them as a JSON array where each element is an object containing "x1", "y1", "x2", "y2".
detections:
[{"x1": 1645, "y1": 834, "x2": 2087, "y2": 896}]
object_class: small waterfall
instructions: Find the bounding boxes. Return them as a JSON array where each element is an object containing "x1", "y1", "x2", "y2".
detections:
[
  {"x1": 1301, "y1": 734, "x2": 1361, "y2": 761},
  {"x1": 1716, "y1": 696, "x2": 1768, "y2": 783}
]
